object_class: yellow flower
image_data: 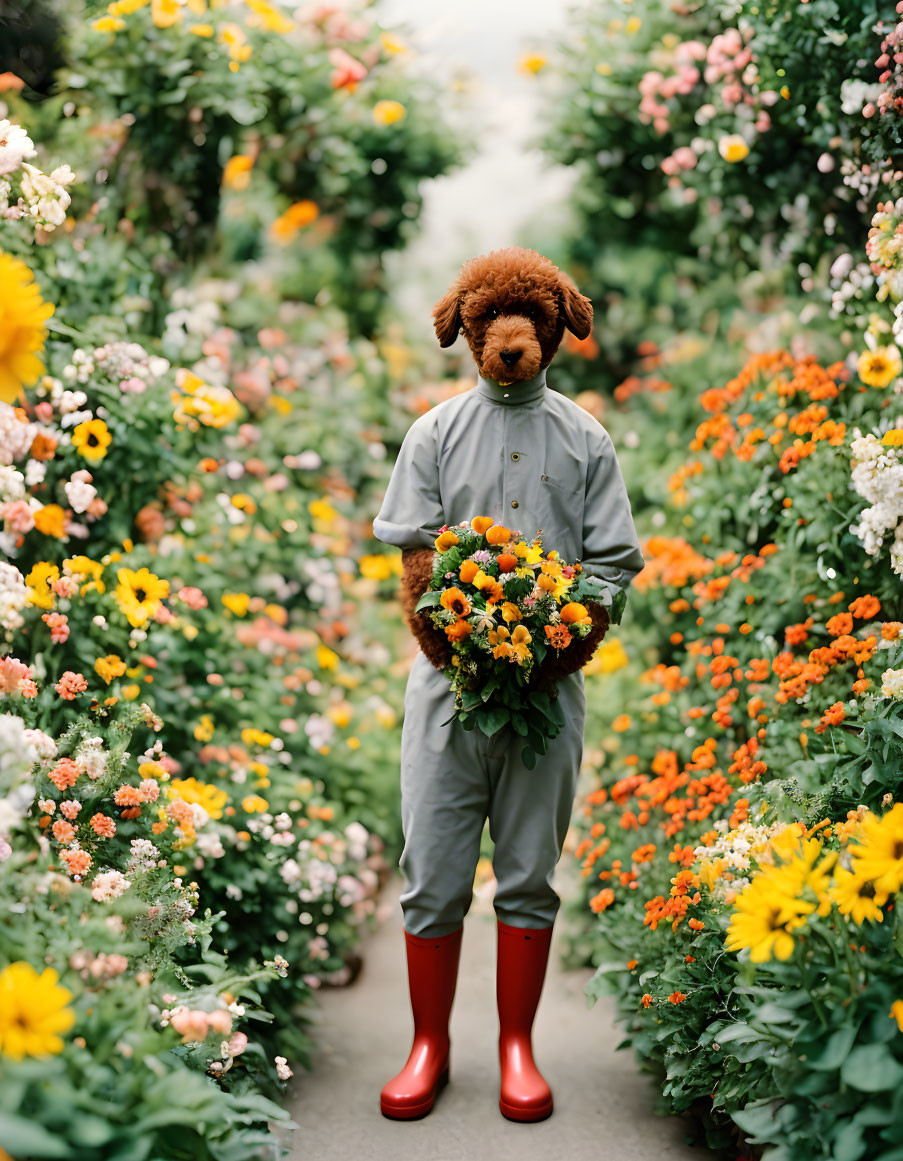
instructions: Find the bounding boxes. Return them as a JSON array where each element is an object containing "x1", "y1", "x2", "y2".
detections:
[
  {"x1": 244, "y1": 0, "x2": 294, "y2": 33},
  {"x1": 0, "y1": 962, "x2": 75, "y2": 1059},
  {"x1": 221, "y1": 592, "x2": 250, "y2": 616},
  {"x1": 373, "y1": 100, "x2": 406, "y2": 126},
  {"x1": 724, "y1": 873, "x2": 808, "y2": 962},
  {"x1": 94, "y1": 654, "x2": 127, "y2": 685},
  {"x1": 509, "y1": 623, "x2": 532, "y2": 664},
  {"x1": 115, "y1": 567, "x2": 170, "y2": 627},
  {"x1": 848, "y1": 803, "x2": 903, "y2": 894},
  {"x1": 91, "y1": 15, "x2": 125, "y2": 31},
  {"x1": 64, "y1": 556, "x2": 105, "y2": 594},
  {"x1": 500, "y1": 601, "x2": 522, "y2": 624},
  {"x1": 317, "y1": 644, "x2": 340, "y2": 670},
  {"x1": 830, "y1": 867, "x2": 888, "y2": 924},
  {"x1": 625, "y1": 15, "x2": 642, "y2": 33},
  {"x1": 222, "y1": 155, "x2": 254, "y2": 190},
  {"x1": 25, "y1": 561, "x2": 59, "y2": 609},
  {"x1": 890, "y1": 1000, "x2": 903, "y2": 1032},
  {"x1": 380, "y1": 31, "x2": 408, "y2": 53},
  {"x1": 194, "y1": 714, "x2": 215, "y2": 742},
  {"x1": 882, "y1": 428, "x2": 903, "y2": 447},
  {"x1": 518, "y1": 52, "x2": 547, "y2": 74},
  {"x1": 858, "y1": 346, "x2": 902, "y2": 388},
  {"x1": 172, "y1": 374, "x2": 242, "y2": 429},
  {"x1": 122, "y1": 683, "x2": 141, "y2": 700},
  {"x1": 189, "y1": 23, "x2": 214, "y2": 36},
  {"x1": 151, "y1": 0, "x2": 181, "y2": 27},
  {"x1": 241, "y1": 727, "x2": 274, "y2": 747},
  {"x1": 595, "y1": 636, "x2": 629, "y2": 674},
  {"x1": 71, "y1": 418, "x2": 112, "y2": 462},
  {"x1": 0, "y1": 252, "x2": 55, "y2": 404},
  {"x1": 242, "y1": 794, "x2": 269, "y2": 813},
  {"x1": 169, "y1": 777, "x2": 228, "y2": 821},
  {"x1": 327, "y1": 702, "x2": 353, "y2": 729},
  {"x1": 108, "y1": 0, "x2": 150, "y2": 14},
  {"x1": 359, "y1": 553, "x2": 398, "y2": 580},
  {"x1": 718, "y1": 134, "x2": 750, "y2": 162},
  {"x1": 33, "y1": 504, "x2": 66, "y2": 538}
]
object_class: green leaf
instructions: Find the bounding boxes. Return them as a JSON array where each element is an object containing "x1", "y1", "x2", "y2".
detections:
[
  {"x1": 414, "y1": 590, "x2": 442, "y2": 612},
  {"x1": 510, "y1": 713, "x2": 528, "y2": 736},
  {"x1": 478, "y1": 706, "x2": 510, "y2": 736},
  {"x1": 0, "y1": 1114, "x2": 70, "y2": 1157},
  {"x1": 840, "y1": 1043, "x2": 903, "y2": 1092},
  {"x1": 521, "y1": 744, "x2": 537, "y2": 770}
]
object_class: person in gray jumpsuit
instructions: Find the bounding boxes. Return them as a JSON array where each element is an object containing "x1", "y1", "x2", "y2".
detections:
[{"x1": 372, "y1": 247, "x2": 646, "y2": 1124}]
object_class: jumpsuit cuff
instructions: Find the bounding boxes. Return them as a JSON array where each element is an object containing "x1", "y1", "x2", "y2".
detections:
[{"x1": 372, "y1": 519, "x2": 439, "y2": 551}]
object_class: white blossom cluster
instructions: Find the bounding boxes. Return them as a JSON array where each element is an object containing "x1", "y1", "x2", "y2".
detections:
[
  {"x1": 849, "y1": 424, "x2": 903, "y2": 576},
  {"x1": 694, "y1": 818, "x2": 791, "y2": 902},
  {"x1": 881, "y1": 666, "x2": 903, "y2": 699},
  {"x1": 0, "y1": 119, "x2": 75, "y2": 233},
  {"x1": 0, "y1": 562, "x2": 29, "y2": 636}
]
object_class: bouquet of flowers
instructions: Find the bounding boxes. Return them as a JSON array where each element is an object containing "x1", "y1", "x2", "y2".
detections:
[{"x1": 413, "y1": 515, "x2": 626, "y2": 768}]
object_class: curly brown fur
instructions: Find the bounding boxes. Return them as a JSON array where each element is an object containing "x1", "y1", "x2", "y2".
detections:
[
  {"x1": 399, "y1": 547, "x2": 453, "y2": 671},
  {"x1": 432, "y1": 246, "x2": 593, "y2": 383},
  {"x1": 531, "y1": 600, "x2": 610, "y2": 693}
]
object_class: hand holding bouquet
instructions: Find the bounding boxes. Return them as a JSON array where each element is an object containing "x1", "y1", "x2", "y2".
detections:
[{"x1": 413, "y1": 515, "x2": 625, "y2": 768}]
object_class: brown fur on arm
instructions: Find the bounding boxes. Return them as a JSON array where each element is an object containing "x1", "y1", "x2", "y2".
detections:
[
  {"x1": 531, "y1": 600, "x2": 610, "y2": 692},
  {"x1": 400, "y1": 547, "x2": 453, "y2": 671}
]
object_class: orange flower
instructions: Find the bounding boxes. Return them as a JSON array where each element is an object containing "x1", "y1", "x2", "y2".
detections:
[
  {"x1": 496, "y1": 552, "x2": 518, "y2": 573},
  {"x1": 667, "y1": 991, "x2": 687, "y2": 1003},
  {"x1": 560, "y1": 602, "x2": 589, "y2": 623},
  {"x1": 440, "y1": 587, "x2": 472, "y2": 617},
  {"x1": 90, "y1": 814, "x2": 116, "y2": 838},
  {"x1": 640, "y1": 994, "x2": 653, "y2": 1008},
  {"x1": 435, "y1": 530, "x2": 460, "y2": 552},
  {"x1": 590, "y1": 888, "x2": 615, "y2": 912},
  {"x1": 446, "y1": 618, "x2": 473, "y2": 641},
  {"x1": 48, "y1": 758, "x2": 79, "y2": 792},
  {"x1": 471, "y1": 516, "x2": 494, "y2": 535},
  {"x1": 544, "y1": 623, "x2": 572, "y2": 649},
  {"x1": 485, "y1": 525, "x2": 512, "y2": 545},
  {"x1": 459, "y1": 560, "x2": 479, "y2": 583}
]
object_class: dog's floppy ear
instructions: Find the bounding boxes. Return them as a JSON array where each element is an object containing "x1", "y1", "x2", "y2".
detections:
[
  {"x1": 432, "y1": 287, "x2": 462, "y2": 348},
  {"x1": 558, "y1": 272, "x2": 593, "y2": 340}
]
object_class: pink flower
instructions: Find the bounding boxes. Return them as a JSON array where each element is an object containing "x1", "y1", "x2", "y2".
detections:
[
  {"x1": 0, "y1": 656, "x2": 33, "y2": 694},
  {"x1": 2, "y1": 500, "x2": 35, "y2": 533},
  {"x1": 227, "y1": 1032, "x2": 248, "y2": 1057},
  {"x1": 328, "y1": 47, "x2": 367, "y2": 89},
  {"x1": 55, "y1": 671, "x2": 88, "y2": 700},
  {"x1": 42, "y1": 612, "x2": 70, "y2": 643}
]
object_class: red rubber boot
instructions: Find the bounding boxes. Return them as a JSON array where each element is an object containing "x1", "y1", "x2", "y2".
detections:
[
  {"x1": 496, "y1": 919, "x2": 554, "y2": 1122},
  {"x1": 379, "y1": 925, "x2": 463, "y2": 1119}
]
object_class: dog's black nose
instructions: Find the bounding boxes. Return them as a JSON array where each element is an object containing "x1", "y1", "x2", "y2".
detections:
[{"x1": 500, "y1": 349, "x2": 522, "y2": 367}]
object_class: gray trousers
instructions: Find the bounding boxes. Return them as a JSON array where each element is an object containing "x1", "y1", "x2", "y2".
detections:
[{"x1": 398, "y1": 649, "x2": 586, "y2": 938}]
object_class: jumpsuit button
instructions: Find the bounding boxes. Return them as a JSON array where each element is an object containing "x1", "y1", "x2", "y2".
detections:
[
  {"x1": 503, "y1": 392, "x2": 509, "y2": 398},
  {"x1": 511, "y1": 500, "x2": 519, "y2": 509},
  {"x1": 511, "y1": 452, "x2": 520, "y2": 461}
]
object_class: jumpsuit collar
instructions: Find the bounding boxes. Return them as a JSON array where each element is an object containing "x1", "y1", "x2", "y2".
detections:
[{"x1": 475, "y1": 365, "x2": 548, "y2": 406}]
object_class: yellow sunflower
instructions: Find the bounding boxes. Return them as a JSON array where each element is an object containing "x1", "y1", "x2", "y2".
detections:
[
  {"x1": 115, "y1": 566, "x2": 170, "y2": 627},
  {"x1": 858, "y1": 345, "x2": 902, "y2": 388},
  {"x1": 0, "y1": 962, "x2": 74, "y2": 1060},
  {"x1": 71, "y1": 418, "x2": 112, "y2": 462},
  {"x1": 0, "y1": 252, "x2": 55, "y2": 404}
]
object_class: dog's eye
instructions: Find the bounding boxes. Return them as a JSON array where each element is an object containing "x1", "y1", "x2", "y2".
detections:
[{"x1": 486, "y1": 306, "x2": 500, "y2": 320}]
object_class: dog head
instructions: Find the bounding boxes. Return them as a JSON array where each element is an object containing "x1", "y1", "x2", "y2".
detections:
[{"x1": 431, "y1": 246, "x2": 593, "y2": 383}]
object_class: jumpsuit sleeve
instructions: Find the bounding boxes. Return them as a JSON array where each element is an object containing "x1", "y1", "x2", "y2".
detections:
[
  {"x1": 579, "y1": 425, "x2": 646, "y2": 614},
  {"x1": 372, "y1": 413, "x2": 446, "y2": 550}
]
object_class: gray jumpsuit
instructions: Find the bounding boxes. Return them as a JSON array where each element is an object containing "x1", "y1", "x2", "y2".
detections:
[{"x1": 372, "y1": 367, "x2": 646, "y2": 938}]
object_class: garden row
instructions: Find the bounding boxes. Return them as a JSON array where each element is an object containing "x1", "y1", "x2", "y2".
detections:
[
  {"x1": 532, "y1": 3, "x2": 903, "y2": 1158},
  {"x1": 0, "y1": 3, "x2": 463, "y2": 1157}
]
